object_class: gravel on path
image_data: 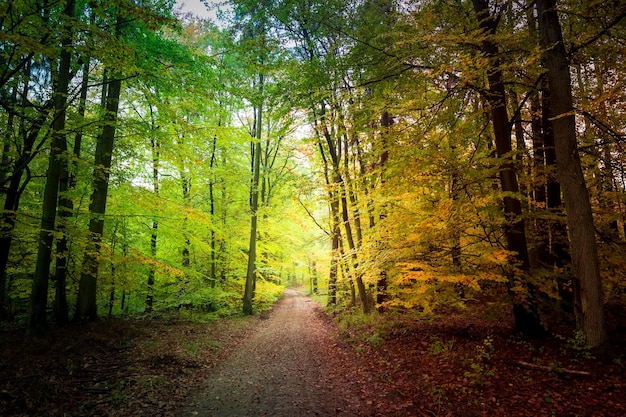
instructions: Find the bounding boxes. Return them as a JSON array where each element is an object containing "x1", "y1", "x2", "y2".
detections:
[{"x1": 180, "y1": 289, "x2": 385, "y2": 417}]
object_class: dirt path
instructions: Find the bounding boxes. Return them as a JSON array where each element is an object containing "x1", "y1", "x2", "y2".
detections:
[{"x1": 180, "y1": 289, "x2": 385, "y2": 417}]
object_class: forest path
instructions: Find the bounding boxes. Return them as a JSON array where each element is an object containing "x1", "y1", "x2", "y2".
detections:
[{"x1": 180, "y1": 288, "x2": 385, "y2": 417}]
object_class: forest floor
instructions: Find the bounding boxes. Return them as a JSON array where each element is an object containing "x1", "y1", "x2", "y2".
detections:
[{"x1": 0, "y1": 289, "x2": 625, "y2": 416}]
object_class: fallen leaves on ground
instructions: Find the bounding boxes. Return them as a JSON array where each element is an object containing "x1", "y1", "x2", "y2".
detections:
[
  {"x1": 0, "y1": 299, "x2": 625, "y2": 416},
  {"x1": 0, "y1": 315, "x2": 256, "y2": 417}
]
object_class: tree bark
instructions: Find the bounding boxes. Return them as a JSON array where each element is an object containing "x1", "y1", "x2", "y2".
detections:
[
  {"x1": 28, "y1": 0, "x2": 75, "y2": 334},
  {"x1": 376, "y1": 110, "x2": 392, "y2": 309},
  {"x1": 75, "y1": 68, "x2": 122, "y2": 321},
  {"x1": 0, "y1": 64, "x2": 48, "y2": 319},
  {"x1": 243, "y1": 73, "x2": 264, "y2": 315},
  {"x1": 146, "y1": 109, "x2": 160, "y2": 312},
  {"x1": 53, "y1": 53, "x2": 89, "y2": 325},
  {"x1": 536, "y1": 0, "x2": 607, "y2": 348},
  {"x1": 209, "y1": 135, "x2": 217, "y2": 284},
  {"x1": 315, "y1": 116, "x2": 341, "y2": 306},
  {"x1": 472, "y1": 0, "x2": 544, "y2": 336}
]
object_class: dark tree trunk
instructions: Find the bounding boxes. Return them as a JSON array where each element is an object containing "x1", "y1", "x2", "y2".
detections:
[
  {"x1": 314, "y1": 110, "x2": 341, "y2": 306},
  {"x1": 181, "y1": 175, "x2": 191, "y2": 268},
  {"x1": 145, "y1": 220, "x2": 158, "y2": 312},
  {"x1": 28, "y1": 0, "x2": 75, "y2": 335},
  {"x1": 209, "y1": 136, "x2": 217, "y2": 285},
  {"x1": 472, "y1": 0, "x2": 544, "y2": 336},
  {"x1": 0, "y1": 63, "x2": 48, "y2": 319},
  {"x1": 243, "y1": 73, "x2": 263, "y2": 315},
  {"x1": 323, "y1": 107, "x2": 369, "y2": 313},
  {"x1": 53, "y1": 54, "x2": 89, "y2": 326},
  {"x1": 536, "y1": 0, "x2": 607, "y2": 348},
  {"x1": 376, "y1": 110, "x2": 392, "y2": 310},
  {"x1": 75, "y1": 69, "x2": 122, "y2": 321},
  {"x1": 146, "y1": 132, "x2": 160, "y2": 313}
]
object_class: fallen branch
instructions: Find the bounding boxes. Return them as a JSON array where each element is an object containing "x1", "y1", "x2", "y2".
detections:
[{"x1": 507, "y1": 360, "x2": 591, "y2": 376}]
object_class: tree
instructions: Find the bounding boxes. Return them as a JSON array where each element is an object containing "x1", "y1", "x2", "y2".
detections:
[
  {"x1": 536, "y1": 0, "x2": 607, "y2": 348},
  {"x1": 28, "y1": 0, "x2": 76, "y2": 335},
  {"x1": 53, "y1": 51, "x2": 91, "y2": 325},
  {"x1": 0, "y1": 1, "x2": 57, "y2": 319},
  {"x1": 243, "y1": 73, "x2": 264, "y2": 314},
  {"x1": 75, "y1": 6, "x2": 124, "y2": 319},
  {"x1": 471, "y1": 0, "x2": 544, "y2": 336}
]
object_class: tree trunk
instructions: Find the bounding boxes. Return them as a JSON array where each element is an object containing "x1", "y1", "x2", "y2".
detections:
[
  {"x1": 243, "y1": 73, "x2": 264, "y2": 315},
  {"x1": 316, "y1": 122, "x2": 341, "y2": 306},
  {"x1": 472, "y1": 0, "x2": 544, "y2": 336},
  {"x1": 376, "y1": 110, "x2": 392, "y2": 309},
  {"x1": 54, "y1": 54, "x2": 89, "y2": 325},
  {"x1": 146, "y1": 220, "x2": 158, "y2": 312},
  {"x1": 75, "y1": 69, "x2": 122, "y2": 321},
  {"x1": 0, "y1": 63, "x2": 47, "y2": 319},
  {"x1": 209, "y1": 135, "x2": 217, "y2": 285},
  {"x1": 181, "y1": 174, "x2": 192, "y2": 268},
  {"x1": 108, "y1": 219, "x2": 119, "y2": 318},
  {"x1": 28, "y1": 0, "x2": 75, "y2": 335},
  {"x1": 536, "y1": 0, "x2": 607, "y2": 348},
  {"x1": 324, "y1": 109, "x2": 369, "y2": 313},
  {"x1": 146, "y1": 131, "x2": 160, "y2": 313}
]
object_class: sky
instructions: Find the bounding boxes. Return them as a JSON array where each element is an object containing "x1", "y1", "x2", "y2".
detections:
[{"x1": 175, "y1": 0, "x2": 218, "y2": 20}]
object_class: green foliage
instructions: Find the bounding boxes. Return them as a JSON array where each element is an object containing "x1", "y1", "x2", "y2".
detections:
[
  {"x1": 464, "y1": 336, "x2": 495, "y2": 385},
  {"x1": 335, "y1": 309, "x2": 380, "y2": 333},
  {"x1": 559, "y1": 330, "x2": 595, "y2": 360},
  {"x1": 254, "y1": 281, "x2": 285, "y2": 313},
  {"x1": 428, "y1": 336, "x2": 455, "y2": 356},
  {"x1": 2, "y1": 0, "x2": 624, "y2": 354},
  {"x1": 366, "y1": 332, "x2": 382, "y2": 347}
]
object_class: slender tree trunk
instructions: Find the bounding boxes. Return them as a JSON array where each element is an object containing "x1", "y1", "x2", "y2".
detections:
[
  {"x1": 325, "y1": 112, "x2": 369, "y2": 312},
  {"x1": 181, "y1": 175, "x2": 191, "y2": 267},
  {"x1": 536, "y1": 0, "x2": 607, "y2": 348},
  {"x1": 0, "y1": 170, "x2": 25, "y2": 319},
  {"x1": 376, "y1": 110, "x2": 392, "y2": 309},
  {"x1": 472, "y1": 0, "x2": 544, "y2": 336},
  {"x1": 338, "y1": 179, "x2": 369, "y2": 312},
  {"x1": 311, "y1": 260, "x2": 318, "y2": 294},
  {"x1": 146, "y1": 220, "x2": 158, "y2": 312},
  {"x1": 590, "y1": 63, "x2": 620, "y2": 240},
  {"x1": 315, "y1": 117, "x2": 341, "y2": 306},
  {"x1": 28, "y1": 0, "x2": 75, "y2": 334},
  {"x1": 209, "y1": 135, "x2": 217, "y2": 285},
  {"x1": 53, "y1": 55, "x2": 89, "y2": 325},
  {"x1": 219, "y1": 151, "x2": 228, "y2": 283},
  {"x1": 146, "y1": 132, "x2": 160, "y2": 312},
  {"x1": 120, "y1": 227, "x2": 128, "y2": 315},
  {"x1": 108, "y1": 219, "x2": 119, "y2": 318},
  {"x1": 243, "y1": 73, "x2": 263, "y2": 315},
  {"x1": 0, "y1": 63, "x2": 45, "y2": 319},
  {"x1": 75, "y1": 70, "x2": 122, "y2": 321}
]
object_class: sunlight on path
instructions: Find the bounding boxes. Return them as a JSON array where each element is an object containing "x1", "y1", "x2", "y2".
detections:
[{"x1": 181, "y1": 290, "x2": 374, "y2": 416}]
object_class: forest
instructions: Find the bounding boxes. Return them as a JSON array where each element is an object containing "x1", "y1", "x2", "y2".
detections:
[{"x1": 1, "y1": 0, "x2": 626, "y2": 414}]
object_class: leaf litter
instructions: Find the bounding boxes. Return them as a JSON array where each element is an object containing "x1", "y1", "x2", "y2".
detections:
[{"x1": 0, "y1": 292, "x2": 624, "y2": 416}]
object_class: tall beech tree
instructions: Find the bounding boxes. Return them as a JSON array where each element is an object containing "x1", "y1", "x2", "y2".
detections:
[
  {"x1": 243, "y1": 73, "x2": 264, "y2": 314},
  {"x1": 75, "y1": 64, "x2": 122, "y2": 320},
  {"x1": 53, "y1": 53, "x2": 91, "y2": 325},
  {"x1": 28, "y1": 0, "x2": 76, "y2": 334},
  {"x1": 536, "y1": 0, "x2": 608, "y2": 348},
  {"x1": 471, "y1": 0, "x2": 543, "y2": 336}
]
